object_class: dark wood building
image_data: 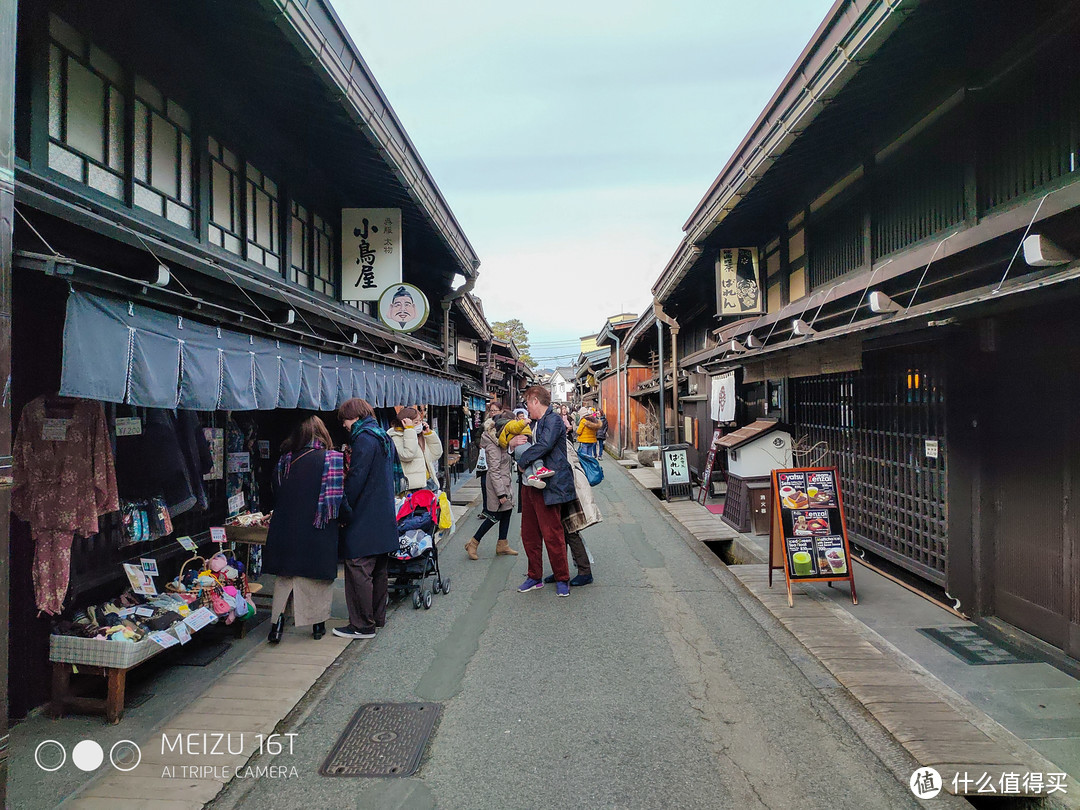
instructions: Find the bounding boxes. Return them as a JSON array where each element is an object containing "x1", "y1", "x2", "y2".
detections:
[
  {"x1": 8, "y1": 0, "x2": 482, "y2": 717},
  {"x1": 651, "y1": 0, "x2": 1080, "y2": 660}
]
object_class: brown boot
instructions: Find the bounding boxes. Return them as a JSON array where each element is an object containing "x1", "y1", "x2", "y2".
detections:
[
  {"x1": 495, "y1": 539, "x2": 519, "y2": 556},
  {"x1": 465, "y1": 538, "x2": 480, "y2": 560}
]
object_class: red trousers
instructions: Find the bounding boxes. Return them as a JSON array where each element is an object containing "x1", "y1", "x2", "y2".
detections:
[{"x1": 520, "y1": 486, "x2": 569, "y2": 582}]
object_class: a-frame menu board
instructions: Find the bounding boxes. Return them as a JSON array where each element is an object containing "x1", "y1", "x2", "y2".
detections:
[{"x1": 768, "y1": 467, "x2": 857, "y2": 607}]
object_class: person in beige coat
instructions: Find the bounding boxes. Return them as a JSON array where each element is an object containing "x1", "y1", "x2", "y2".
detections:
[
  {"x1": 465, "y1": 411, "x2": 519, "y2": 559},
  {"x1": 389, "y1": 407, "x2": 444, "y2": 493}
]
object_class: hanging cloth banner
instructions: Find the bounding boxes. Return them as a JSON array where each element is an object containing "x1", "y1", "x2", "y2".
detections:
[
  {"x1": 715, "y1": 247, "x2": 764, "y2": 316},
  {"x1": 59, "y1": 290, "x2": 460, "y2": 409},
  {"x1": 710, "y1": 372, "x2": 736, "y2": 422}
]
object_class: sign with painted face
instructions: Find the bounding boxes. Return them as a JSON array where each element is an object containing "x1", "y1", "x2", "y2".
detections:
[
  {"x1": 341, "y1": 208, "x2": 402, "y2": 302},
  {"x1": 378, "y1": 283, "x2": 430, "y2": 333}
]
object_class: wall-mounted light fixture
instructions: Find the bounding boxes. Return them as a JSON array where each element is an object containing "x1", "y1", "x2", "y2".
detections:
[
  {"x1": 791, "y1": 318, "x2": 816, "y2": 337},
  {"x1": 726, "y1": 339, "x2": 748, "y2": 354},
  {"x1": 275, "y1": 309, "x2": 296, "y2": 326},
  {"x1": 868, "y1": 290, "x2": 902, "y2": 315},
  {"x1": 152, "y1": 264, "x2": 171, "y2": 287},
  {"x1": 745, "y1": 334, "x2": 763, "y2": 349},
  {"x1": 1023, "y1": 234, "x2": 1074, "y2": 267}
]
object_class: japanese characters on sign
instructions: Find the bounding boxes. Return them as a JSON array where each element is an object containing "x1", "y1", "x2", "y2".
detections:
[
  {"x1": 341, "y1": 208, "x2": 403, "y2": 303},
  {"x1": 715, "y1": 247, "x2": 764, "y2": 316},
  {"x1": 662, "y1": 446, "x2": 689, "y2": 485}
]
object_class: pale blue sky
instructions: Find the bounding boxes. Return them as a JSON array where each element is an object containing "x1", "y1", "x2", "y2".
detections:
[{"x1": 338, "y1": 0, "x2": 835, "y2": 367}]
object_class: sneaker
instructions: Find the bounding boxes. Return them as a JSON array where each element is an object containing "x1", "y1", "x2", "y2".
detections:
[
  {"x1": 543, "y1": 573, "x2": 556, "y2": 584},
  {"x1": 569, "y1": 574, "x2": 594, "y2": 587},
  {"x1": 332, "y1": 625, "x2": 376, "y2": 639},
  {"x1": 525, "y1": 475, "x2": 547, "y2": 489},
  {"x1": 534, "y1": 466, "x2": 556, "y2": 479},
  {"x1": 518, "y1": 577, "x2": 544, "y2": 593},
  {"x1": 555, "y1": 581, "x2": 570, "y2": 597}
]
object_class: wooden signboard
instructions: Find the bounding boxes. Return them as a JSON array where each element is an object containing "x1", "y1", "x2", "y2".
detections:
[
  {"x1": 697, "y1": 428, "x2": 723, "y2": 504},
  {"x1": 768, "y1": 467, "x2": 857, "y2": 607}
]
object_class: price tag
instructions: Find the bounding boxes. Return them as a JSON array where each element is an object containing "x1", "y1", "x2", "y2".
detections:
[
  {"x1": 175, "y1": 623, "x2": 192, "y2": 645},
  {"x1": 177, "y1": 536, "x2": 199, "y2": 552},
  {"x1": 117, "y1": 607, "x2": 136, "y2": 618},
  {"x1": 134, "y1": 606, "x2": 154, "y2": 618},
  {"x1": 41, "y1": 418, "x2": 71, "y2": 441},
  {"x1": 149, "y1": 631, "x2": 179, "y2": 649},
  {"x1": 115, "y1": 417, "x2": 143, "y2": 436},
  {"x1": 140, "y1": 558, "x2": 159, "y2": 576},
  {"x1": 210, "y1": 527, "x2": 227, "y2": 545},
  {"x1": 257, "y1": 440, "x2": 271, "y2": 459},
  {"x1": 925, "y1": 439, "x2": 939, "y2": 459},
  {"x1": 227, "y1": 452, "x2": 251, "y2": 474},
  {"x1": 228, "y1": 492, "x2": 246, "y2": 514},
  {"x1": 184, "y1": 607, "x2": 216, "y2": 632},
  {"x1": 123, "y1": 563, "x2": 157, "y2": 596}
]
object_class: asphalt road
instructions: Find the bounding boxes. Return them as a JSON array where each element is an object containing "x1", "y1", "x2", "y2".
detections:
[{"x1": 212, "y1": 458, "x2": 935, "y2": 810}]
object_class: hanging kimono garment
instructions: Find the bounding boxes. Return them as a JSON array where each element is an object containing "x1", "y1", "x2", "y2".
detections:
[{"x1": 13, "y1": 396, "x2": 119, "y2": 614}]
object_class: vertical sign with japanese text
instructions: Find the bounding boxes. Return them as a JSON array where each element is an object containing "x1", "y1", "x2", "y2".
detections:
[
  {"x1": 715, "y1": 247, "x2": 763, "y2": 316},
  {"x1": 341, "y1": 208, "x2": 402, "y2": 303}
]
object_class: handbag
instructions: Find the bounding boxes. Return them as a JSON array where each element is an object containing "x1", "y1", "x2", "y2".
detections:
[{"x1": 576, "y1": 449, "x2": 604, "y2": 486}]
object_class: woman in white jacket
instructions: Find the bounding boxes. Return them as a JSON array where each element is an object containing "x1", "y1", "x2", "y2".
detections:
[{"x1": 389, "y1": 407, "x2": 444, "y2": 493}]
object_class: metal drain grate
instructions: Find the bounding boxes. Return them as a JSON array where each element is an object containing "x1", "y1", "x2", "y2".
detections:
[
  {"x1": 918, "y1": 626, "x2": 1037, "y2": 666},
  {"x1": 320, "y1": 702, "x2": 441, "y2": 777}
]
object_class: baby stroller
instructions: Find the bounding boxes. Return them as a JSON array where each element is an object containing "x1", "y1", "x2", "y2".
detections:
[{"x1": 387, "y1": 489, "x2": 450, "y2": 610}]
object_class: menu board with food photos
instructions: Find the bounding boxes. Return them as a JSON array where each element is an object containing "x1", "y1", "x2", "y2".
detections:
[{"x1": 769, "y1": 467, "x2": 857, "y2": 606}]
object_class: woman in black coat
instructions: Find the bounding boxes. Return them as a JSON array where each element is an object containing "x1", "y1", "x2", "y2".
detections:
[
  {"x1": 333, "y1": 398, "x2": 400, "y2": 640},
  {"x1": 264, "y1": 415, "x2": 344, "y2": 642}
]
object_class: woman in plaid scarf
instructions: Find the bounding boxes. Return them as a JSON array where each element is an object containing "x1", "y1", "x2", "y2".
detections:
[{"x1": 264, "y1": 415, "x2": 345, "y2": 643}]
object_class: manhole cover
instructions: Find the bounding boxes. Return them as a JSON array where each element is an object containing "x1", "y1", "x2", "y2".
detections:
[
  {"x1": 320, "y1": 702, "x2": 441, "y2": 777},
  {"x1": 918, "y1": 626, "x2": 1038, "y2": 665}
]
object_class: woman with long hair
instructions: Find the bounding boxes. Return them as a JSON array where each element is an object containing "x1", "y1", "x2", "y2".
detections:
[
  {"x1": 464, "y1": 401, "x2": 519, "y2": 559},
  {"x1": 389, "y1": 406, "x2": 444, "y2": 494},
  {"x1": 264, "y1": 415, "x2": 344, "y2": 642}
]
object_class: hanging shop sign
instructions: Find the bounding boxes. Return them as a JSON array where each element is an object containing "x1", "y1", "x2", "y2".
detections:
[
  {"x1": 710, "y1": 372, "x2": 736, "y2": 422},
  {"x1": 768, "y1": 467, "x2": 857, "y2": 607},
  {"x1": 716, "y1": 247, "x2": 764, "y2": 316},
  {"x1": 341, "y1": 208, "x2": 402, "y2": 303},
  {"x1": 378, "y1": 283, "x2": 431, "y2": 333}
]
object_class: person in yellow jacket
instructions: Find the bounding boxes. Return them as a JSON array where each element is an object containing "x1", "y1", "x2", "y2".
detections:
[
  {"x1": 576, "y1": 409, "x2": 602, "y2": 457},
  {"x1": 389, "y1": 407, "x2": 443, "y2": 493},
  {"x1": 498, "y1": 413, "x2": 555, "y2": 488}
]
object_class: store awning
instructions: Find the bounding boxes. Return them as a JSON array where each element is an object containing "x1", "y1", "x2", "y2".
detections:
[{"x1": 60, "y1": 290, "x2": 461, "y2": 410}]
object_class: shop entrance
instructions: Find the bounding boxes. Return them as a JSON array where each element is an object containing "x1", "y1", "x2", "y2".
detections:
[
  {"x1": 792, "y1": 346, "x2": 948, "y2": 585},
  {"x1": 987, "y1": 321, "x2": 1079, "y2": 659}
]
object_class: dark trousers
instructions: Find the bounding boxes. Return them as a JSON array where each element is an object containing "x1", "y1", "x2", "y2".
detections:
[
  {"x1": 520, "y1": 486, "x2": 569, "y2": 581},
  {"x1": 475, "y1": 509, "x2": 511, "y2": 542},
  {"x1": 344, "y1": 554, "x2": 388, "y2": 633},
  {"x1": 566, "y1": 531, "x2": 592, "y2": 576}
]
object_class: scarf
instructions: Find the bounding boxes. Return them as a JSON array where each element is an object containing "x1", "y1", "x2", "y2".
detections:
[
  {"x1": 351, "y1": 417, "x2": 406, "y2": 494},
  {"x1": 276, "y1": 440, "x2": 343, "y2": 528}
]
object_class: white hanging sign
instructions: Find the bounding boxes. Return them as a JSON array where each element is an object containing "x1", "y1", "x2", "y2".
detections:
[{"x1": 341, "y1": 208, "x2": 402, "y2": 303}]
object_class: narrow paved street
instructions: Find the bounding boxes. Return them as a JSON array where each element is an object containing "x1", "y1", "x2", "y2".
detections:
[{"x1": 213, "y1": 460, "x2": 925, "y2": 810}]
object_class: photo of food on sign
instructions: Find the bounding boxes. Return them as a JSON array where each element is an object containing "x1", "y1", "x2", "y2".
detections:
[
  {"x1": 777, "y1": 471, "x2": 809, "y2": 509},
  {"x1": 815, "y1": 536, "x2": 848, "y2": 575},
  {"x1": 792, "y1": 509, "x2": 831, "y2": 536},
  {"x1": 805, "y1": 470, "x2": 838, "y2": 507}
]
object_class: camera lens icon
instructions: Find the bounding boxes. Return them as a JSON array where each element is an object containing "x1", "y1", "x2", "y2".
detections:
[{"x1": 35, "y1": 739, "x2": 141, "y2": 772}]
